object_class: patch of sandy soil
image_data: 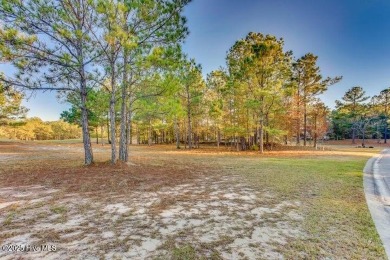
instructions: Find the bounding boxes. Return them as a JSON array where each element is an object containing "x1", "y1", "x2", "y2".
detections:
[{"x1": 0, "y1": 142, "x2": 305, "y2": 259}]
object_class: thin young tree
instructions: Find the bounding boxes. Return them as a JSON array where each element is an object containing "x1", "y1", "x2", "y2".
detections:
[
  {"x1": 309, "y1": 100, "x2": 329, "y2": 148},
  {"x1": 206, "y1": 69, "x2": 229, "y2": 148},
  {"x1": 178, "y1": 59, "x2": 205, "y2": 150}
]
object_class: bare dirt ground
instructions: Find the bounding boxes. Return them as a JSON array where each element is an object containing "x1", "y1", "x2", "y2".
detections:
[{"x1": 0, "y1": 142, "x2": 306, "y2": 259}]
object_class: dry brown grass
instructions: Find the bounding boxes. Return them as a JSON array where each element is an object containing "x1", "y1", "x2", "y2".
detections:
[{"x1": 0, "y1": 143, "x2": 205, "y2": 196}]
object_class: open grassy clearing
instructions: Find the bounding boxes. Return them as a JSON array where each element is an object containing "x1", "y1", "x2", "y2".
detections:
[{"x1": 0, "y1": 141, "x2": 386, "y2": 259}]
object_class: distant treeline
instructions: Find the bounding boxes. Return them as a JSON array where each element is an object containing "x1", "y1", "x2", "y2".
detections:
[{"x1": 0, "y1": 118, "x2": 81, "y2": 141}]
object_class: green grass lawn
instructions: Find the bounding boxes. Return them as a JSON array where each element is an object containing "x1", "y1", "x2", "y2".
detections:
[{"x1": 211, "y1": 149, "x2": 385, "y2": 258}]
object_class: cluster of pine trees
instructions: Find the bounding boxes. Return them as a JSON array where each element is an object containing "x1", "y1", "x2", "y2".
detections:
[
  {"x1": 60, "y1": 32, "x2": 342, "y2": 155},
  {"x1": 0, "y1": 1, "x2": 342, "y2": 165},
  {"x1": 331, "y1": 86, "x2": 390, "y2": 145},
  {"x1": 0, "y1": 0, "x2": 190, "y2": 164}
]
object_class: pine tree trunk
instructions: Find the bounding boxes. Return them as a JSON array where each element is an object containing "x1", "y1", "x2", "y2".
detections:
[
  {"x1": 385, "y1": 118, "x2": 388, "y2": 144},
  {"x1": 129, "y1": 115, "x2": 133, "y2": 145},
  {"x1": 187, "y1": 113, "x2": 192, "y2": 149},
  {"x1": 303, "y1": 102, "x2": 307, "y2": 146},
  {"x1": 101, "y1": 125, "x2": 105, "y2": 146},
  {"x1": 128, "y1": 98, "x2": 133, "y2": 145},
  {"x1": 107, "y1": 112, "x2": 110, "y2": 144},
  {"x1": 184, "y1": 122, "x2": 187, "y2": 149},
  {"x1": 296, "y1": 89, "x2": 300, "y2": 145},
  {"x1": 313, "y1": 116, "x2": 317, "y2": 148},
  {"x1": 175, "y1": 117, "x2": 180, "y2": 149},
  {"x1": 217, "y1": 128, "x2": 221, "y2": 148},
  {"x1": 125, "y1": 109, "x2": 131, "y2": 162},
  {"x1": 259, "y1": 99, "x2": 264, "y2": 153},
  {"x1": 80, "y1": 87, "x2": 93, "y2": 165},
  {"x1": 119, "y1": 49, "x2": 129, "y2": 161},
  {"x1": 96, "y1": 126, "x2": 98, "y2": 144},
  {"x1": 109, "y1": 65, "x2": 117, "y2": 164},
  {"x1": 254, "y1": 128, "x2": 258, "y2": 145},
  {"x1": 78, "y1": 35, "x2": 93, "y2": 165},
  {"x1": 148, "y1": 121, "x2": 152, "y2": 146},
  {"x1": 259, "y1": 116, "x2": 264, "y2": 154},
  {"x1": 119, "y1": 102, "x2": 127, "y2": 160},
  {"x1": 265, "y1": 113, "x2": 269, "y2": 145},
  {"x1": 137, "y1": 127, "x2": 140, "y2": 145},
  {"x1": 187, "y1": 88, "x2": 192, "y2": 150}
]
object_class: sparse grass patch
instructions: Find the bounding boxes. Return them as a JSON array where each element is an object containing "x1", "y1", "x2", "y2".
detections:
[
  {"x1": 50, "y1": 205, "x2": 67, "y2": 214},
  {"x1": 149, "y1": 196, "x2": 177, "y2": 214},
  {"x1": 171, "y1": 244, "x2": 197, "y2": 260},
  {"x1": 217, "y1": 148, "x2": 385, "y2": 259},
  {"x1": 3, "y1": 212, "x2": 16, "y2": 226},
  {"x1": 33, "y1": 229, "x2": 61, "y2": 243}
]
